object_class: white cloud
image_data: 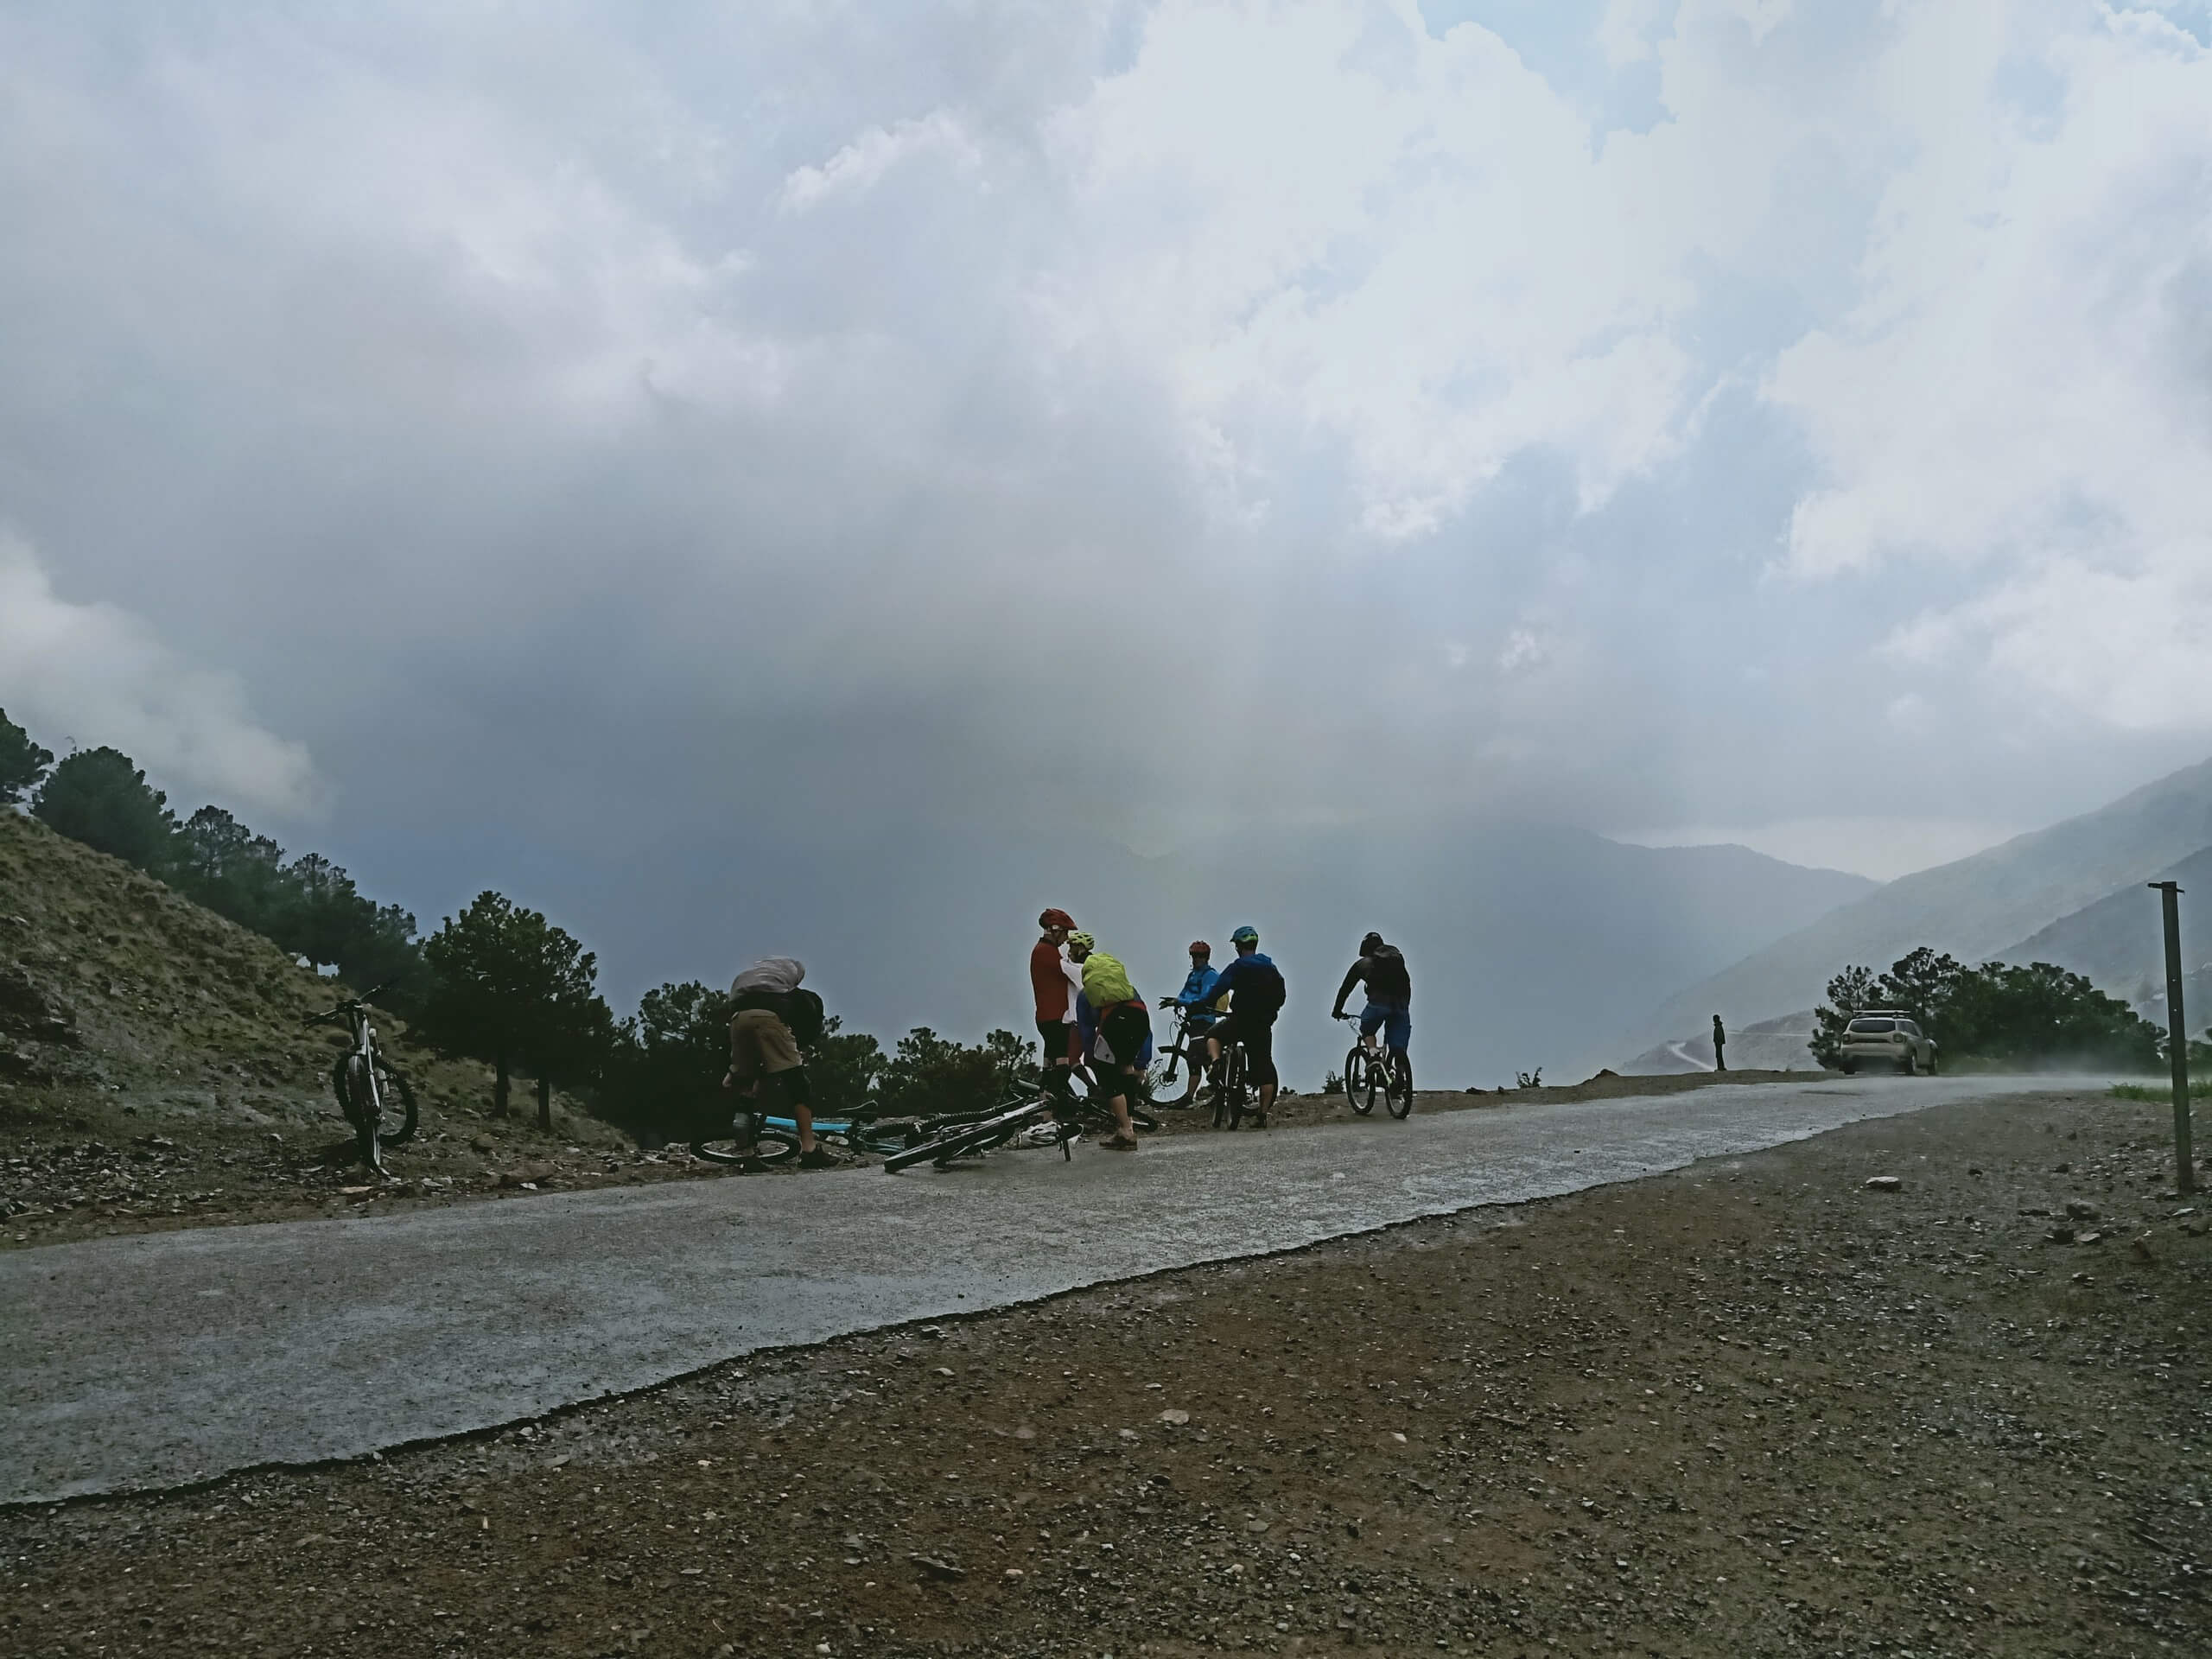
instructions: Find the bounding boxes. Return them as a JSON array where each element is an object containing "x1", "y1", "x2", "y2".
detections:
[
  {"x1": 779, "y1": 111, "x2": 981, "y2": 214},
  {"x1": 1768, "y1": 3, "x2": 2212, "y2": 728},
  {"x1": 0, "y1": 535, "x2": 319, "y2": 817},
  {"x1": 1041, "y1": 2, "x2": 1712, "y2": 538}
]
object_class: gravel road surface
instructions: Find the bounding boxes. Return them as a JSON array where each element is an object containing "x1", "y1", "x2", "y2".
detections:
[{"x1": 1, "y1": 1075, "x2": 2086, "y2": 1503}]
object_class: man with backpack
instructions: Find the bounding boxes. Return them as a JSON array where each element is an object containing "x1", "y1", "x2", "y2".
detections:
[
  {"x1": 721, "y1": 956, "x2": 837, "y2": 1169},
  {"x1": 1204, "y1": 925, "x2": 1286, "y2": 1126},
  {"x1": 1332, "y1": 931, "x2": 1411, "y2": 1076}
]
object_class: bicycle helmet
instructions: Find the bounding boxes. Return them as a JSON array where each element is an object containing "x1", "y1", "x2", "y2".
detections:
[
  {"x1": 1039, "y1": 907, "x2": 1075, "y2": 931},
  {"x1": 1065, "y1": 930, "x2": 1096, "y2": 951},
  {"x1": 1230, "y1": 925, "x2": 1260, "y2": 946},
  {"x1": 1188, "y1": 940, "x2": 1211, "y2": 957},
  {"x1": 1360, "y1": 931, "x2": 1385, "y2": 954}
]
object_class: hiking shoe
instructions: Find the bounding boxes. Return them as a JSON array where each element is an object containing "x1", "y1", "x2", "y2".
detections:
[
  {"x1": 798, "y1": 1147, "x2": 841, "y2": 1170},
  {"x1": 1101, "y1": 1133, "x2": 1140, "y2": 1152}
]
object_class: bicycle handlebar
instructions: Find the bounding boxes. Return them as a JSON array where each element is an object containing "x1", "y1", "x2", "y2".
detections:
[{"x1": 302, "y1": 979, "x2": 394, "y2": 1026}]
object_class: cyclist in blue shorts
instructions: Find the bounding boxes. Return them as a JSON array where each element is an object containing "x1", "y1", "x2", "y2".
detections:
[{"x1": 1331, "y1": 931, "x2": 1411, "y2": 1069}]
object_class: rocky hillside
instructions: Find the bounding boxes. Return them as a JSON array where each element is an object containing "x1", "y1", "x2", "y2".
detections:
[
  {"x1": 1, "y1": 810, "x2": 641, "y2": 1248},
  {"x1": 0, "y1": 806, "x2": 358, "y2": 1098}
]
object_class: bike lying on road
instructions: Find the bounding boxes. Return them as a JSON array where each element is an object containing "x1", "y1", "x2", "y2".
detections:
[
  {"x1": 882, "y1": 1074, "x2": 1158, "y2": 1173},
  {"x1": 307, "y1": 983, "x2": 418, "y2": 1175},
  {"x1": 1336, "y1": 1012, "x2": 1413, "y2": 1119},
  {"x1": 690, "y1": 1097, "x2": 913, "y2": 1166}
]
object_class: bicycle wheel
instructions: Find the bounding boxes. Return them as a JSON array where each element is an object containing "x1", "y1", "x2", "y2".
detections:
[
  {"x1": 1345, "y1": 1045, "x2": 1376, "y2": 1116},
  {"x1": 1147, "y1": 1046, "x2": 1199, "y2": 1107},
  {"x1": 1385, "y1": 1050, "x2": 1414, "y2": 1119},
  {"x1": 337, "y1": 1053, "x2": 418, "y2": 1168},
  {"x1": 692, "y1": 1113, "x2": 800, "y2": 1167},
  {"x1": 883, "y1": 1104, "x2": 1039, "y2": 1173},
  {"x1": 1222, "y1": 1045, "x2": 1250, "y2": 1130},
  {"x1": 334, "y1": 1055, "x2": 384, "y2": 1173}
]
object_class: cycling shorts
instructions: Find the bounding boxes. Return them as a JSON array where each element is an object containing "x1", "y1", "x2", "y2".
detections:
[
  {"x1": 1211, "y1": 1011, "x2": 1277, "y2": 1088},
  {"x1": 1359, "y1": 999, "x2": 1411, "y2": 1052},
  {"x1": 729, "y1": 1008, "x2": 802, "y2": 1084},
  {"x1": 1036, "y1": 1014, "x2": 1078, "y2": 1065},
  {"x1": 1096, "y1": 1001, "x2": 1151, "y2": 1071}
]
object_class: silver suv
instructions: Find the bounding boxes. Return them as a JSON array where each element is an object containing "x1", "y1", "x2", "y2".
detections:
[{"x1": 1837, "y1": 1011, "x2": 1938, "y2": 1076}]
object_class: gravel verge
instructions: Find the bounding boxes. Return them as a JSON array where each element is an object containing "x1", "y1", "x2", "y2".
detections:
[{"x1": 6, "y1": 1086, "x2": 2205, "y2": 1657}]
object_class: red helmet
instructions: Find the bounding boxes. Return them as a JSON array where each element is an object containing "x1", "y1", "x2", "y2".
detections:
[
  {"x1": 1039, "y1": 907, "x2": 1075, "y2": 931},
  {"x1": 1188, "y1": 940, "x2": 1211, "y2": 957}
]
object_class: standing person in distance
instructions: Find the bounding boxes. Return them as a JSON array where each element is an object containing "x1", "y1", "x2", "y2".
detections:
[
  {"x1": 1712, "y1": 1013, "x2": 1728, "y2": 1073},
  {"x1": 1031, "y1": 908, "x2": 1081, "y2": 1101},
  {"x1": 1204, "y1": 925, "x2": 1287, "y2": 1127},
  {"x1": 721, "y1": 957, "x2": 836, "y2": 1169},
  {"x1": 1331, "y1": 930, "x2": 1412, "y2": 1080},
  {"x1": 1065, "y1": 931, "x2": 1147, "y2": 1152}
]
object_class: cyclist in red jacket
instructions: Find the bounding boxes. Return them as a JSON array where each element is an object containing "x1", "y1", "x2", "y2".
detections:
[{"x1": 1030, "y1": 907, "x2": 1081, "y2": 1099}]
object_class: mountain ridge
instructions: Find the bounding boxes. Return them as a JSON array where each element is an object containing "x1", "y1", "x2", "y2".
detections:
[{"x1": 1614, "y1": 753, "x2": 2212, "y2": 1056}]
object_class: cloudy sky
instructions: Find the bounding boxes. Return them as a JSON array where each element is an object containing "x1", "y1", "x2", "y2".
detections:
[{"x1": 3, "y1": 0, "x2": 2211, "y2": 1014}]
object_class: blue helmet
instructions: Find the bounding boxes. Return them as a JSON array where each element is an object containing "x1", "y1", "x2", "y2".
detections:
[{"x1": 1230, "y1": 925, "x2": 1260, "y2": 946}]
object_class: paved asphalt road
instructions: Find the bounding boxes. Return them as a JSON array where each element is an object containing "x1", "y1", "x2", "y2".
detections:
[{"x1": 2, "y1": 1075, "x2": 2089, "y2": 1503}]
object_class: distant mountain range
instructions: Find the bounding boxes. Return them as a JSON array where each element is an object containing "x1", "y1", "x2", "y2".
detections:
[
  {"x1": 1614, "y1": 754, "x2": 2212, "y2": 1065},
  {"x1": 544, "y1": 815, "x2": 1877, "y2": 1092}
]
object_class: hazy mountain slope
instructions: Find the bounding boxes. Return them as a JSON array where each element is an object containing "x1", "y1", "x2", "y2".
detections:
[
  {"x1": 1995, "y1": 844, "x2": 2212, "y2": 1029},
  {"x1": 556, "y1": 817, "x2": 1874, "y2": 1092},
  {"x1": 1616, "y1": 754, "x2": 2212, "y2": 1055}
]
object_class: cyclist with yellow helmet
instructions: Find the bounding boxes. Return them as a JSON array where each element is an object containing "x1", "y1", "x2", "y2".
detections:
[{"x1": 1064, "y1": 931, "x2": 1146, "y2": 1152}]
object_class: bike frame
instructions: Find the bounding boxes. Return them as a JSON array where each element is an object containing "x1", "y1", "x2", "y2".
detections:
[
  {"x1": 1158, "y1": 1006, "x2": 1212, "y2": 1082},
  {"x1": 345, "y1": 1006, "x2": 385, "y2": 1125}
]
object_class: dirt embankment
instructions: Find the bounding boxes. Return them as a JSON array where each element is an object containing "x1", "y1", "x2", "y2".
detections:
[
  {"x1": 0, "y1": 810, "x2": 648, "y2": 1248},
  {"x1": 7, "y1": 1087, "x2": 2206, "y2": 1657}
]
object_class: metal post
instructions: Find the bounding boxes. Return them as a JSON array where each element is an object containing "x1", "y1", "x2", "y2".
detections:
[{"x1": 2151, "y1": 880, "x2": 2194, "y2": 1196}]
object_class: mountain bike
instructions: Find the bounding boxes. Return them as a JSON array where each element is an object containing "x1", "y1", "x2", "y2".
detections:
[
  {"x1": 1336, "y1": 1013, "x2": 1413, "y2": 1119},
  {"x1": 691, "y1": 1090, "x2": 917, "y2": 1167},
  {"x1": 307, "y1": 982, "x2": 418, "y2": 1175},
  {"x1": 1209, "y1": 1031, "x2": 1259, "y2": 1130},
  {"x1": 1145, "y1": 1004, "x2": 1211, "y2": 1107},
  {"x1": 883, "y1": 1075, "x2": 1156, "y2": 1173}
]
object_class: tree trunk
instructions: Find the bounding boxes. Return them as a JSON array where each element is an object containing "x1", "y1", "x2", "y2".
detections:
[
  {"x1": 494, "y1": 1045, "x2": 512, "y2": 1117},
  {"x1": 536, "y1": 1071, "x2": 551, "y2": 1131}
]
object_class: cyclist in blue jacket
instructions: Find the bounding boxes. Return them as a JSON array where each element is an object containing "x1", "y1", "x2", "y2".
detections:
[
  {"x1": 1160, "y1": 941, "x2": 1220, "y2": 1030},
  {"x1": 1203, "y1": 925, "x2": 1286, "y2": 1124}
]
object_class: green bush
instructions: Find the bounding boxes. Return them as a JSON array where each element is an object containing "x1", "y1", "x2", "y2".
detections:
[{"x1": 1814, "y1": 946, "x2": 2164, "y2": 1071}]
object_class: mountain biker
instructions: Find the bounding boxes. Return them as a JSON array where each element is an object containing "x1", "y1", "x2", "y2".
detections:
[
  {"x1": 1332, "y1": 930, "x2": 1411, "y2": 1074},
  {"x1": 1065, "y1": 931, "x2": 1145, "y2": 1152},
  {"x1": 1159, "y1": 940, "x2": 1220, "y2": 1047},
  {"x1": 1204, "y1": 925, "x2": 1285, "y2": 1125},
  {"x1": 1031, "y1": 907, "x2": 1082, "y2": 1100},
  {"x1": 721, "y1": 957, "x2": 836, "y2": 1169}
]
